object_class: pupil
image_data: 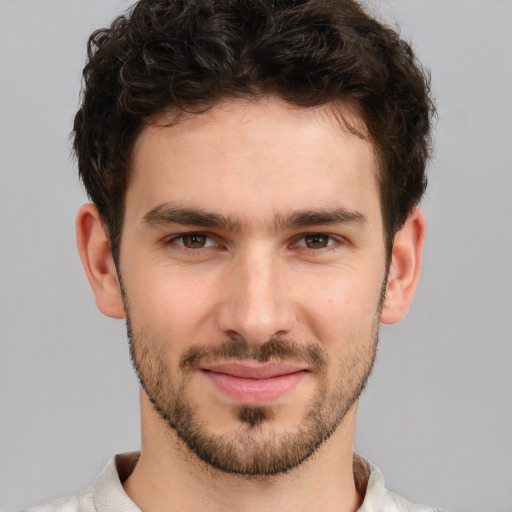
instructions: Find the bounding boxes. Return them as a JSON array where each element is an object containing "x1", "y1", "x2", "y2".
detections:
[
  {"x1": 184, "y1": 234, "x2": 206, "y2": 248},
  {"x1": 306, "y1": 234, "x2": 327, "y2": 248}
]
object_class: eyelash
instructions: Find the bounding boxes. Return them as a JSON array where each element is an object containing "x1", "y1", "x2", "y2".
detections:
[
  {"x1": 292, "y1": 233, "x2": 341, "y2": 250},
  {"x1": 165, "y1": 232, "x2": 345, "y2": 254},
  {"x1": 165, "y1": 232, "x2": 220, "y2": 251}
]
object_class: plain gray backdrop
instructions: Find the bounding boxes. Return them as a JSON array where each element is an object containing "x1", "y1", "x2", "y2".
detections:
[{"x1": 0, "y1": 0, "x2": 511, "y2": 510}]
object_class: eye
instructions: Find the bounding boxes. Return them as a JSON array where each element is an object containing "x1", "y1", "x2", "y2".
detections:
[
  {"x1": 170, "y1": 233, "x2": 215, "y2": 249},
  {"x1": 296, "y1": 233, "x2": 337, "y2": 249}
]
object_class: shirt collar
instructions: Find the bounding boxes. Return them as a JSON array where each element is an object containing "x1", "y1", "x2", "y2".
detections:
[{"x1": 93, "y1": 451, "x2": 391, "y2": 512}]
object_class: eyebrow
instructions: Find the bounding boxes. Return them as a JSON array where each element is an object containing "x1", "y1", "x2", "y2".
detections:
[
  {"x1": 141, "y1": 203, "x2": 366, "y2": 232},
  {"x1": 275, "y1": 208, "x2": 367, "y2": 230},
  {"x1": 142, "y1": 204, "x2": 242, "y2": 231}
]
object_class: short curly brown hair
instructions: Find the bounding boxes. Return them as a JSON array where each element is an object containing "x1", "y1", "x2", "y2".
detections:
[{"x1": 73, "y1": 0, "x2": 434, "y2": 264}]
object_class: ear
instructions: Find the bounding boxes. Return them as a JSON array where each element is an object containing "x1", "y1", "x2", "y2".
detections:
[
  {"x1": 76, "y1": 203, "x2": 126, "y2": 319},
  {"x1": 380, "y1": 207, "x2": 426, "y2": 324}
]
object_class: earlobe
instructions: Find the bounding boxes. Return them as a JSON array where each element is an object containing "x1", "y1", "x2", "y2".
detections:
[
  {"x1": 76, "y1": 203, "x2": 126, "y2": 319},
  {"x1": 380, "y1": 207, "x2": 426, "y2": 325}
]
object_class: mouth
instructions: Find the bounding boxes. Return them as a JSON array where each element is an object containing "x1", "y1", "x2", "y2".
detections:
[{"x1": 200, "y1": 361, "x2": 308, "y2": 405}]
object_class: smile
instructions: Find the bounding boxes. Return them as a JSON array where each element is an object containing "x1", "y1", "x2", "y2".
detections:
[{"x1": 201, "y1": 362, "x2": 308, "y2": 405}]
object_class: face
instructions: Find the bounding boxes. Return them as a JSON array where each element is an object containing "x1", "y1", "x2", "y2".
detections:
[{"x1": 119, "y1": 98, "x2": 388, "y2": 476}]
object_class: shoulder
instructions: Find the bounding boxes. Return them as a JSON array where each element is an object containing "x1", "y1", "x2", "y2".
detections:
[
  {"x1": 380, "y1": 490, "x2": 447, "y2": 512},
  {"x1": 354, "y1": 453, "x2": 448, "y2": 512},
  {"x1": 17, "y1": 453, "x2": 140, "y2": 512},
  {"x1": 19, "y1": 487, "x2": 94, "y2": 512}
]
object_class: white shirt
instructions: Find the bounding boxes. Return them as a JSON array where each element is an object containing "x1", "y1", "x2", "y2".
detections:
[{"x1": 21, "y1": 452, "x2": 444, "y2": 512}]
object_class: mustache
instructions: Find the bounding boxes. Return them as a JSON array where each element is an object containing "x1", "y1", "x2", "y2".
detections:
[{"x1": 179, "y1": 338, "x2": 327, "y2": 371}]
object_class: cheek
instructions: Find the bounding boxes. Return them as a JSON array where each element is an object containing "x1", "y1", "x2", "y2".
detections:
[
  {"x1": 125, "y1": 264, "x2": 222, "y2": 343},
  {"x1": 295, "y1": 270, "x2": 383, "y2": 343}
]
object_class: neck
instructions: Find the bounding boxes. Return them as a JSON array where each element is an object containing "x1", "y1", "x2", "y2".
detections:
[{"x1": 123, "y1": 392, "x2": 363, "y2": 512}]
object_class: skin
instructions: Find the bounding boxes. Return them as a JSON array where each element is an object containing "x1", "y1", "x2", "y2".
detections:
[{"x1": 77, "y1": 97, "x2": 425, "y2": 512}]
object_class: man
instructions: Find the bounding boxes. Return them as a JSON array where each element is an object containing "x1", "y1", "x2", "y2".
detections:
[{"x1": 29, "y1": 0, "x2": 439, "y2": 510}]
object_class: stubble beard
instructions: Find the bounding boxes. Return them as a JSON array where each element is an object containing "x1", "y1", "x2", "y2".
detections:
[{"x1": 126, "y1": 318, "x2": 379, "y2": 477}]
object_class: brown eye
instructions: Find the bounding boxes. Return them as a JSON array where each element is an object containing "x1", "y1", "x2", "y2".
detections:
[
  {"x1": 304, "y1": 234, "x2": 331, "y2": 249},
  {"x1": 182, "y1": 233, "x2": 208, "y2": 249}
]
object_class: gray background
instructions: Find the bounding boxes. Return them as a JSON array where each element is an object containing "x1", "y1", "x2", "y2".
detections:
[{"x1": 0, "y1": 0, "x2": 511, "y2": 510}]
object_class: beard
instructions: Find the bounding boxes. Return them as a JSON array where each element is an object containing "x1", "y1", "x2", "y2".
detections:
[{"x1": 126, "y1": 315, "x2": 380, "y2": 477}]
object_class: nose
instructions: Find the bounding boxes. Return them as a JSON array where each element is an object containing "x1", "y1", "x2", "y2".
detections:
[{"x1": 216, "y1": 246, "x2": 296, "y2": 345}]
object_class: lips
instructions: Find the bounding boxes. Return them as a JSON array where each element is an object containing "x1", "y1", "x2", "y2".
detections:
[{"x1": 201, "y1": 361, "x2": 307, "y2": 404}]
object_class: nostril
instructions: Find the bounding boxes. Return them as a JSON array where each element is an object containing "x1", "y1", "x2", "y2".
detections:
[{"x1": 224, "y1": 330, "x2": 245, "y2": 342}]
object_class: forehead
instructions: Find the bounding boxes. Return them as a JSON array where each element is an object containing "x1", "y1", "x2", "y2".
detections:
[{"x1": 127, "y1": 97, "x2": 381, "y2": 229}]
